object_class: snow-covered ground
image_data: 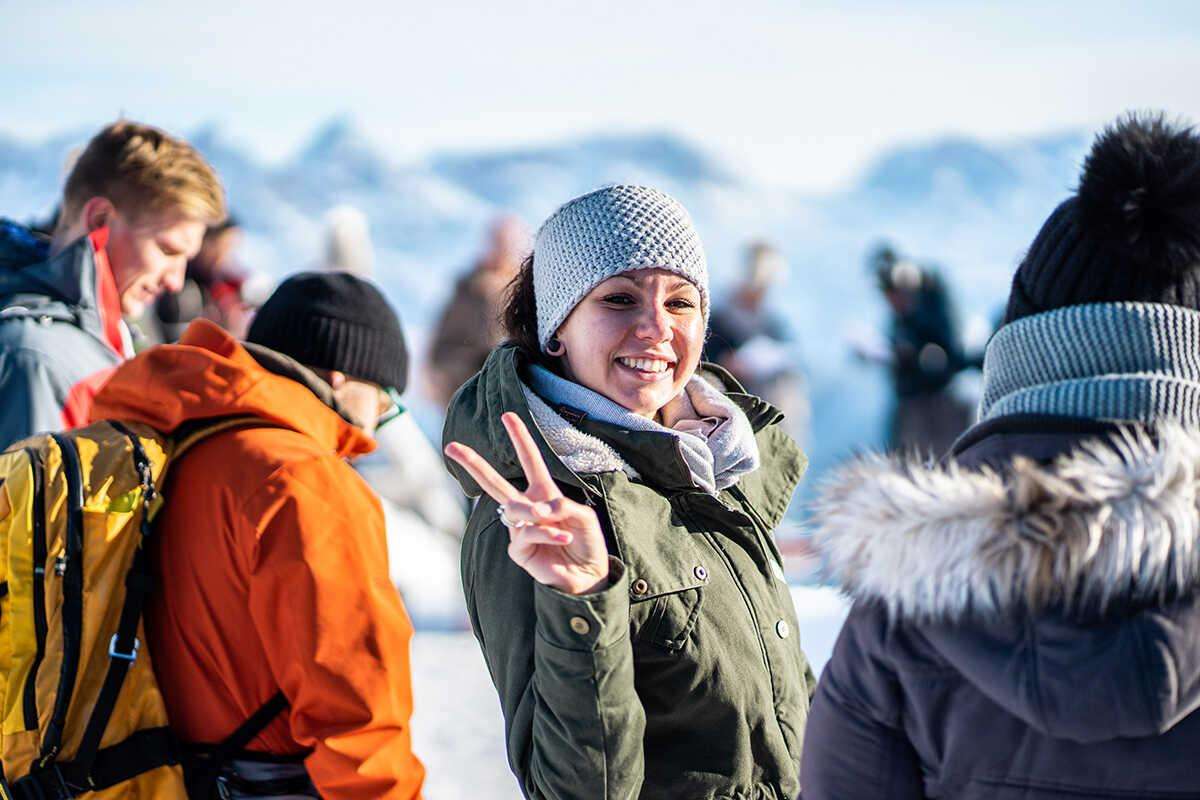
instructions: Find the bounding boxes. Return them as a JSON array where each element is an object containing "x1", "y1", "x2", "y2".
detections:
[{"x1": 410, "y1": 584, "x2": 850, "y2": 799}]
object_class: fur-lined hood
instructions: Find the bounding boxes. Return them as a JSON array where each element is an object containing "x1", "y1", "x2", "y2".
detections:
[
  {"x1": 815, "y1": 425, "x2": 1200, "y2": 621},
  {"x1": 814, "y1": 424, "x2": 1200, "y2": 742}
]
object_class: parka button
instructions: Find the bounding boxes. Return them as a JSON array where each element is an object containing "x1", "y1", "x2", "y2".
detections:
[
  {"x1": 569, "y1": 616, "x2": 591, "y2": 635},
  {"x1": 693, "y1": 565, "x2": 708, "y2": 581},
  {"x1": 775, "y1": 620, "x2": 790, "y2": 639},
  {"x1": 632, "y1": 579, "x2": 650, "y2": 596}
]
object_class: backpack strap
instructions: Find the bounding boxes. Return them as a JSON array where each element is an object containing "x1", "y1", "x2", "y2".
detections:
[
  {"x1": 210, "y1": 691, "x2": 291, "y2": 763},
  {"x1": 182, "y1": 691, "x2": 294, "y2": 799},
  {"x1": 67, "y1": 423, "x2": 159, "y2": 783},
  {"x1": 171, "y1": 415, "x2": 287, "y2": 462},
  {"x1": 10, "y1": 728, "x2": 178, "y2": 799},
  {"x1": 9, "y1": 693, "x2": 292, "y2": 800}
]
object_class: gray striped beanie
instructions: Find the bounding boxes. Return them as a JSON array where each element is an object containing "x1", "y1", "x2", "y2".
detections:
[{"x1": 533, "y1": 185, "x2": 708, "y2": 350}]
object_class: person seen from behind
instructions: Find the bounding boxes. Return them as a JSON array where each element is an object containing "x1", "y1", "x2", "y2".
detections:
[
  {"x1": 427, "y1": 214, "x2": 529, "y2": 406},
  {"x1": 803, "y1": 112, "x2": 1200, "y2": 798},
  {"x1": 443, "y1": 185, "x2": 814, "y2": 799},
  {"x1": 0, "y1": 120, "x2": 223, "y2": 448},
  {"x1": 89, "y1": 272, "x2": 425, "y2": 798}
]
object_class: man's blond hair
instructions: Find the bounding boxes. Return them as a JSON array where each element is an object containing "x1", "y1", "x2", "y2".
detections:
[{"x1": 59, "y1": 120, "x2": 226, "y2": 230}]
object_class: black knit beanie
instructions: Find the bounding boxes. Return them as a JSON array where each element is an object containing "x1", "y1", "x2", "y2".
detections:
[
  {"x1": 247, "y1": 271, "x2": 408, "y2": 393},
  {"x1": 1004, "y1": 112, "x2": 1200, "y2": 324}
]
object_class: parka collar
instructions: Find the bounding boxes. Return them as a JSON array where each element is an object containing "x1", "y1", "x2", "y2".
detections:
[{"x1": 814, "y1": 420, "x2": 1200, "y2": 622}]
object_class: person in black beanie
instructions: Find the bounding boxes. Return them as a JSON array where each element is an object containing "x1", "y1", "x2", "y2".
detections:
[
  {"x1": 247, "y1": 271, "x2": 408, "y2": 435},
  {"x1": 87, "y1": 270, "x2": 426, "y2": 797},
  {"x1": 802, "y1": 111, "x2": 1200, "y2": 799}
]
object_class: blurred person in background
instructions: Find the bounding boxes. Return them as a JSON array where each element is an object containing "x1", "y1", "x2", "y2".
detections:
[
  {"x1": 92, "y1": 272, "x2": 425, "y2": 798},
  {"x1": 444, "y1": 186, "x2": 814, "y2": 800},
  {"x1": 0, "y1": 120, "x2": 224, "y2": 449},
  {"x1": 427, "y1": 214, "x2": 529, "y2": 406},
  {"x1": 149, "y1": 215, "x2": 259, "y2": 343},
  {"x1": 857, "y1": 242, "x2": 974, "y2": 456},
  {"x1": 319, "y1": 204, "x2": 468, "y2": 627},
  {"x1": 805, "y1": 112, "x2": 1200, "y2": 800},
  {"x1": 705, "y1": 240, "x2": 810, "y2": 446},
  {"x1": 322, "y1": 204, "x2": 375, "y2": 277}
]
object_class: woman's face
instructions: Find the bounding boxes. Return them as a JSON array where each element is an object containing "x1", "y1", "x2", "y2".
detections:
[{"x1": 555, "y1": 268, "x2": 705, "y2": 418}]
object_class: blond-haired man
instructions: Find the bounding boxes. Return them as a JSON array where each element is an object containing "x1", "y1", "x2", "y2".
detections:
[{"x1": 0, "y1": 120, "x2": 224, "y2": 448}]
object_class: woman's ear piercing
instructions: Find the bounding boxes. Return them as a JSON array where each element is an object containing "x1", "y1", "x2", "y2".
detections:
[{"x1": 546, "y1": 337, "x2": 566, "y2": 356}]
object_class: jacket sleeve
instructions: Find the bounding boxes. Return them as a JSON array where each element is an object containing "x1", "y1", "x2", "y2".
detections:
[
  {"x1": 0, "y1": 348, "x2": 67, "y2": 450},
  {"x1": 800, "y1": 604, "x2": 925, "y2": 800},
  {"x1": 462, "y1": 501, "x2": 646, "y2": 800},
  {"x1": 243, "y1": 456, "x2": 425, "y2": 799}
]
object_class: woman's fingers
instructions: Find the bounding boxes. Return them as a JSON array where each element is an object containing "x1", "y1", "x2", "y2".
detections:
[
  {"x1": 500, "y1": 501, "x2": 574, "y2": 544},
  {"x1": 499, "y1": 498, "x2": 555, "y2": 527},
  {"x1": 502, "y1": 413, "x2": 559, "y2": 497},
  {"x1": 509, "y1": 524, "x2": 573, "y2": 547},
  {"x1": 444, "y1": 441, "x2": 520, "y2": 505}
]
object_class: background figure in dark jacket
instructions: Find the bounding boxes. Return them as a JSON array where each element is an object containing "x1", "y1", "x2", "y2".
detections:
[
  {"x1": 426, "y1": 214, "x2": 529, "y2": 406},
  {"x1": 864, "y1": 243, "x2": 974, "y2": 455},
  {"x1": 803, "y1": 112, "x2": 1200, "y2": 799}
]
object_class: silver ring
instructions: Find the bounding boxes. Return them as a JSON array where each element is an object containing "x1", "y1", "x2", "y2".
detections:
[{"x1": 497, "y1": 505, "x2": 529, "y2": 529}]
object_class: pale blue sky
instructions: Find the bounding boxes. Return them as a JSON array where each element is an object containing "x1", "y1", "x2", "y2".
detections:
[{"x1": 4, "y1": 0, "x2": 1199, "y2": 189}]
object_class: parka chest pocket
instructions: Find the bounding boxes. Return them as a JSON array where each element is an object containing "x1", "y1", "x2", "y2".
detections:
[
  {"x1": 628, "y1": 565, "x2": 709, "y2": 652},
  {"x1": 636, "y1": 586, "x2": 704, "y2": 652}
]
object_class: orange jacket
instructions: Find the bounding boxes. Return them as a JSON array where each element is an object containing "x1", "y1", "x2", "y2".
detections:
[{"x1": 89, "y1": 319, "x2": 425, "y2": 799}]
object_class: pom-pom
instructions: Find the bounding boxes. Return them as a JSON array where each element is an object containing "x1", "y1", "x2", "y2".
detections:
[{"x1": 1077, "y1": 111, "x2": 1200, "y2": 275}]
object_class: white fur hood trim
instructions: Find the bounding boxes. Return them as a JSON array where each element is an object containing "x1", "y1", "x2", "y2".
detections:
[{"x1": 813, "y1": 425, "x2": 1200, "y2": 621}]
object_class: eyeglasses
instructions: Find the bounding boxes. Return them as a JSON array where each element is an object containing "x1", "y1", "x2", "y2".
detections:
[{"x1": 376, "y1": 386, "x2": 406, "y2": 430}]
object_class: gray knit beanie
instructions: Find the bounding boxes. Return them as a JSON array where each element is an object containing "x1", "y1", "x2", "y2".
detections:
[{"x1": 533, "y1": 185, "x2": 708, "y2": 349}]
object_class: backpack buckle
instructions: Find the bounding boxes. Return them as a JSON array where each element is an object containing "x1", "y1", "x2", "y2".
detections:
[{"x1": 107, "y1": 635, "x2": 139, "y2": 662}]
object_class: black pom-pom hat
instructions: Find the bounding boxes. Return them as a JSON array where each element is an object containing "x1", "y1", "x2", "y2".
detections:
[{"x1": 1004, "y1": 111, "x2": 1200, "y2": 323}]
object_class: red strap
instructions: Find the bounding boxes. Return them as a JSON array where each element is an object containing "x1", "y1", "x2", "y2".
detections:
[{"x1": 88, "y1": 228, "x2": 127, "y2": 357}]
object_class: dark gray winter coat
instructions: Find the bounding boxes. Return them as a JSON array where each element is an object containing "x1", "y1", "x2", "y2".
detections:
[
  {"x1": 0, "y1": 221, "x2": 125, "y2": 449},
  {"x1": 803, "y1": 415, "x2": 1200, "y2": 799}
]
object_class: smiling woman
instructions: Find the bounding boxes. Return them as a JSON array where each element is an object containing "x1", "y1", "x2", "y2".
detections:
[{"x1": 442, "y1": 184, "x2": 815, "y2": 800}]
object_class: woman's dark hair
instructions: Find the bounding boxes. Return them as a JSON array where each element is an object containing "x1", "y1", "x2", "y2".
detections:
[{"x1": 502, "y1": 252, "x2": 561, "y2": 371}]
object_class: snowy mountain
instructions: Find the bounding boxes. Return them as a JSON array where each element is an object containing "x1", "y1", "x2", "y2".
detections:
[{"x1": 0, "y1": 119, "x2": 1096, "y2": 504}]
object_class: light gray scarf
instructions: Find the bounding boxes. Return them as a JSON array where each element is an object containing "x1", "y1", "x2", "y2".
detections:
[
  {"x1": 979, "y1": 302, "x2": 1200, "y2": 425},
  {"x1": 527, "y1": 364, "x2": 760, "y2": 494}
]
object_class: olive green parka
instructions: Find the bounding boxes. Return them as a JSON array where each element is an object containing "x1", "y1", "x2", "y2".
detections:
[{"x1": 444, "y1": 345, "x2": 815, "y2": 800}]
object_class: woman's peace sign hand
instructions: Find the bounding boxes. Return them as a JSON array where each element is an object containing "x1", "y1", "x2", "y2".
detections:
[{"x1": 446, "y1": 412, "x2": 610, "y2": 595}]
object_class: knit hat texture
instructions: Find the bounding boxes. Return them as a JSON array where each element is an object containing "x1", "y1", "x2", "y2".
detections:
[
  {"x1": 1004, "y1": 112, "x2": 1200, "y2": 323},
  {"x1": 247, "y1": 271, "x2": 408, "y2": 393},
  {"x1": 533, "y1": 185, "x2": 708, "y2": 349}
]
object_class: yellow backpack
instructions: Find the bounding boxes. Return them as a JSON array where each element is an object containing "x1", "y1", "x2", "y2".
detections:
[{"x1": 0, "y1": 418, "x2": 284, "y2": 799}]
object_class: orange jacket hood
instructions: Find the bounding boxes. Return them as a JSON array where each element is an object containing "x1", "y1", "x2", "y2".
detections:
[{"x1": 91, "y1": 318, "x2": 374, "y2": 459}]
